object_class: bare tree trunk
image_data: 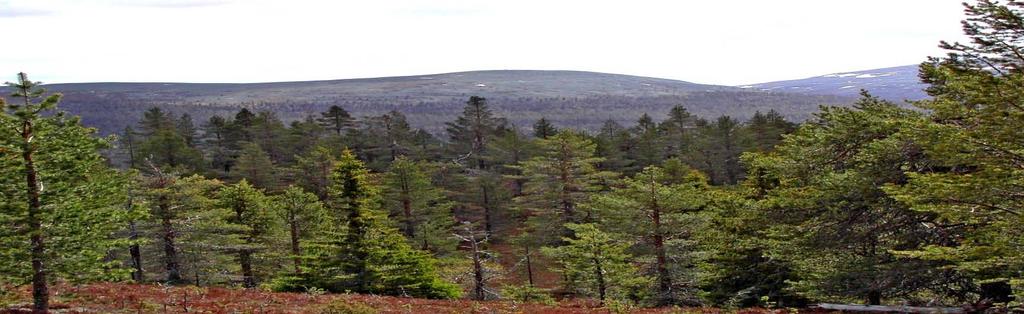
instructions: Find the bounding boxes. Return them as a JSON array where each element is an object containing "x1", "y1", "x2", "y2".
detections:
[
  {"x1": 481, "y1": 186, "x2": 493, "y2": 237},
  {"x1": 23, "y1": 119, "x2": 49, "y2": 312},
  {"x1": 525, "y1": 244, "x2": 535, "y2": 286}
]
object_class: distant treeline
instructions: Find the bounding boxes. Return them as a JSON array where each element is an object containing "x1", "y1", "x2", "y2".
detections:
[{"x1": 48, "y1": 91, "x2": 852, "y2": 136}]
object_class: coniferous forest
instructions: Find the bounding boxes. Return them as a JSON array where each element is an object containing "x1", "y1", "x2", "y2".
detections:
[{"x1": 2, "y1": 1, "x2": 1023, "y2": 312}]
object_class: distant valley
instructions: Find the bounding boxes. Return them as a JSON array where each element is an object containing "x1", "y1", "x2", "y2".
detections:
[{"x1": 6, "y1": 67, "x2": 926, "y2": 135}]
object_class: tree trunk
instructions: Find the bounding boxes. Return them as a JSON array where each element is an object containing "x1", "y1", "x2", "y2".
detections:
[
  {"x1": 651, "y1": 201, "x2": 672, "y2": 305},
  {"x1": 868, "y1": 290, "x2": 882, "y2": 305},
  {"x1": 129, "y1": 220, "x2": 144, "y2": 282},
  {"x1": 402, "y1": 197, "x2": 414, "y2": 237},
  {"x1": 160, "y1": 196, "x2": 182, "y2": 284},
  {"x1": 472, "y1": 239, "x2": 485, "y2": 300},
  {"x1": 240, "y1": 250, "x2": 255, "y2": 288},
  {"x1": 525, "y1": 244, "x2": 535, "y2": 286},
  {"x1": 481, "y1": 185, "x2": 493, "y2": 237},
  {"x1": 594, "y1": 258, "x2": 606, "y2": 305},
  {"x1": 289, "y1": 217, "x2": 302, "y2": 274},
  {"x1": 23, "y1": 120, "x2": 49, "y2": 312}
]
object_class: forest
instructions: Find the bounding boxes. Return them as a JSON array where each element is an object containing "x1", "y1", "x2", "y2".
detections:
[{"x1": 1, "y1": 1, "x2": 1022, "y2": 313}]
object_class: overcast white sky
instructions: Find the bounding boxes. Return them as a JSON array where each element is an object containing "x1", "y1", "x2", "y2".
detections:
[{"x1": 0, "y1": 0, "x2": 967, "y2": 85}]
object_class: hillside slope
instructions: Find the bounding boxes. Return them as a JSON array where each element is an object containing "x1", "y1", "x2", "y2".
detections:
[
  {"x1": 742, "y1": 65, "x2": 927, "y2": 101},
  {"x1": 7, "y1": 70, "x2": 854, "y2": 134}
]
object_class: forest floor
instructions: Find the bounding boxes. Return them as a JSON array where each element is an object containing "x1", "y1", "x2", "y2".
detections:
[{"x1": 0, "y1": 282, "x2": 797, "y2": 314}]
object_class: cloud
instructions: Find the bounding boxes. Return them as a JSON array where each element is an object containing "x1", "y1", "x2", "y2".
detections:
[
  {"x1": 108, "y1": 0, "x2": 232, "y2": 9},
  {"x1": 0, "y1": 2, "x2": 53, "y2": 18}
]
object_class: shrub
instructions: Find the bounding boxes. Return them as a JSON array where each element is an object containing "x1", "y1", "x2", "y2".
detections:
[{"x1": 317, "y1": 299, "x2": 378, "y2": 314}]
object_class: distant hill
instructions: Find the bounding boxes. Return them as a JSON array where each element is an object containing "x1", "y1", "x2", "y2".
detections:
[
  {"x1": 741, "y1": 65, "x2": 928, "y2": 101},
  {"x1": 6, "y1": 70, "x2": 854, "y2": 135}
]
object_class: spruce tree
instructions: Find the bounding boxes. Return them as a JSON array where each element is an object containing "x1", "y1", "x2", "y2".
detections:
[
  {"x1": 292, "y1": 150, "x2": 459, "y2": 298},
  {"x1": 273, "y1": 186, "x2": 327, "y2": 274}
]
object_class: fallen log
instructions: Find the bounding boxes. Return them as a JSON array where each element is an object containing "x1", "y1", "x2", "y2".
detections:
[{"x1": 813, "y1": 303, "x2": 964, "y2": 314}]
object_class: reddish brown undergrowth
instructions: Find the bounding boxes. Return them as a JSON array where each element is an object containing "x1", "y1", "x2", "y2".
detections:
[{"x1": 0, "y1": 282, "x2": 793, "y2": 313}]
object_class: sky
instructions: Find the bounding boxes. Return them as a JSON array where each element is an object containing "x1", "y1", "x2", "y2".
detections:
[{"x1": 0, "y1": 0, "x2": 967, "y2": 85}]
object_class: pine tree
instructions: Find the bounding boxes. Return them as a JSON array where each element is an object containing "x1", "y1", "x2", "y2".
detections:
[
  {"x1": 532, "y1": 117, "x2": 558, "y2": 139},
  {"x1": 140, "y1": 168, "x2": 223, "y2": 284},
  {"x1": 251, "y1": 111, "x2": 288, "y2": 163},
  {"x1": 293, "y1": 145, "x2": 338, "y2": 201},
  {"x1": 589, "y1": 165, "x2": 708, "y2": 306},
  {"x1": 218, "y1": 180, "x2": 276, "y2": 288},
  {"x1": 383, "y1": 157, "x2": 457, "y2": 254},
  {"x1": 542, "y1": 223, "x2": 646, "y2": 305},
  {"x1": 138, "y1": 107, "x2": 175, "y2": 137},
  {"x1": 516, "y1": 131, "x2": 615, "y2": 244},
  {"x1": 177, "y1": 113, "x2": 198, "y2": 147},
  {"x1": 0, "y1": 73, "x2": 141, "y2": 311},
  {"x1": 693, "y1": 116, "x2": 748, "y2": 185},
  {"x1": 628, "y1": 114, "x2": 663, "y2": 172},
  {"x1": 745, "y1": 110, "x2": 795, "y2": 152},
  {"x1": 446, "y1": 96, "x2": 506, "y2": 169},
  {"x1": 487, "y1": 127, "x2": 536, "y2": 196},
  {"x1": 362, "y1": 110, "x2": 415, "y2": 169},
  {"x1": 232, "y1": 142, "x2": 278, "y2": 190},
  {"x1": 658, "y1": 105, "x2": 698, "y2": 161},
  {"x1": 751, "y1": 95, "x2": 969, "y2": 304},
  {"x1": 231, "y1": 108, "x2": 256, "y2": 142},
  {"x1": 273, "y1": 186, "x2": 327, "y2": 274},
  {"x1": 138, "y1": 128, "x2": 204, "y2": 171},
  {"x1": 884, "y1": 0, "x2": 1024, "y2": 295},
  {"x1": 594, "y1": 119, "x2": 632, "y2": 172},
  {"x1": 201, "y1": 115, "x2": 236, "y2": 175},
  {"x1": 318, "y1": 105, "x2": 353, "y2": 136}
]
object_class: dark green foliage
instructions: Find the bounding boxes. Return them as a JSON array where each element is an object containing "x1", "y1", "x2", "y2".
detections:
[
  {"x1": 138, "y1": 128, "x2": 204, "y2": 171},
  {"x1": 233, "y1": 143, "x2": 278, "y2": 190},
  {"x1": 218, "y1": 180, "x2": 276, "y2": 288},
  {"x1": 0, "y1": 73, "x2": 141, "y2": 311},
  {"x1": 748, "y1": 95, "x2": 973, "y2": 304},
  {"x1": 532, "y1": 117, "x2": 558, "y2": 139},
  {"x1": 884, "y1": 0, "x2": 1024, "y2": 297},
  {"x1": 589, "y1": 165, "x2": 709, "y2": 306},
  {"x1": 382, "y1": 158, "x2": 457, "y2": 254},
  {"x1": 542, "y1": 223, "x2": 648, "y2": 305},
  {"x1": 318, "y1": 105, "x2": 353, "y2": 136},
  {"x1": 287, "y1": 150, "x2": 460, "y2": 299},
  {"x1": 445, "y1": 96, "x2": 507, "y2": 169},
  {"x1": 274, "y1": 186, "x2": 327, "y2": 274},
  {"x1": 516, "y1": 131, "x2": 616, "y2": 244}
]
